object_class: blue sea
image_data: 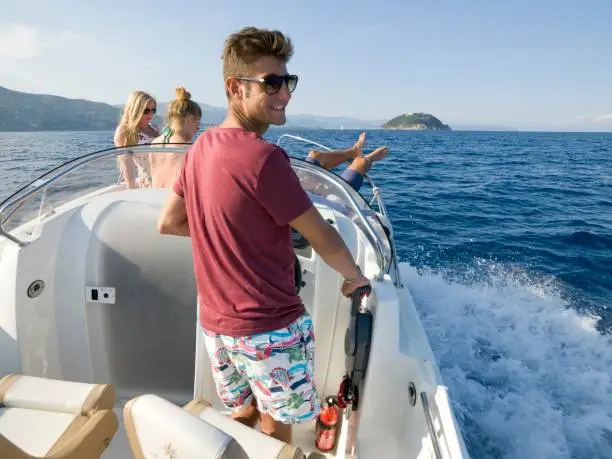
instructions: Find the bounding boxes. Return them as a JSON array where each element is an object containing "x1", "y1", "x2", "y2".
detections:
[{"x1": 1, "y1": 129, "x2": 611, "y2": 458}]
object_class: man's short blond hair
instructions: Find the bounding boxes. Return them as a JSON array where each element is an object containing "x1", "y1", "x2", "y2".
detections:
[{"x1": 222, "y1": 27, "x2": 294, "y2": 79}]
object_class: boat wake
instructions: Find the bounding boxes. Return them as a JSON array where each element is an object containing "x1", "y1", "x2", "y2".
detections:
[{"x1": 399, "y1": 261, "x2": 612, "y2": 459}]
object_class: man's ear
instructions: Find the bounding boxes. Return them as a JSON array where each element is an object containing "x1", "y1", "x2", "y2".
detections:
[{"x1": 225, "y1": 77, "x2": 242, "y2": 100}]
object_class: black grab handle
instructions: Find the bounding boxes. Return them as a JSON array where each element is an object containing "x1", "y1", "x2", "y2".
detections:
[{"x1": 350, "y1": 285, "x2": 372, "y2": 315}]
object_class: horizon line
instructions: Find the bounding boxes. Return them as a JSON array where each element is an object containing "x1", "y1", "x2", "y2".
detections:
[{"x1": 1, "y1": 84, "x2": 611, "y2": 133}]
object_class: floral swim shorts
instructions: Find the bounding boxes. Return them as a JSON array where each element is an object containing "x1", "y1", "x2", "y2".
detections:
[{"x1": 202, "y1": 312, "x2": 320, "y2": 424}]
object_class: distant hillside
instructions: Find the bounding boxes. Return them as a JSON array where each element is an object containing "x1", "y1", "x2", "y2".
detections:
[
  {"x1": 0, "y1": 85, "x2": 384, "y2": 132},
  {"x1": 382, "y1": 112, "x2": 451, "y2": 131},
  {"x1": 284, "y1": 114, "x2": 386, "y2": 130},
  {"x1": 0, "y1": 86, "x2": 120, "y2": 132},
  {"x1": 132, "y1": 101, "x2": 226, "y2": 126},
  {"x1": 148, "y1": 102, "x2": 383, "y2": 130}
]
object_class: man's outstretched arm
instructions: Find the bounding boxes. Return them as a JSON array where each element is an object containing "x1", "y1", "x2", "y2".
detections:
[{"x1": 290, "y1": 206, "x2": 370, "y2": 297}]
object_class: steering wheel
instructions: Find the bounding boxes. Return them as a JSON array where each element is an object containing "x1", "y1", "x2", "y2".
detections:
[{"x1": 291, "y1": 228, "x2": 309, "y2": 249}]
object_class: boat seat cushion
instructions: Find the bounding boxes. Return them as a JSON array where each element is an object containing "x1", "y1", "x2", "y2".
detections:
[
  {"x1": 184, "y1": 398, "x2": 306, "y2": 459},
  {"x1": 0, "y1": 373, "x2": 118, "y2": 458},
  {"x1": 124, "y1": 394, "x2": 249, "y2": 459}
]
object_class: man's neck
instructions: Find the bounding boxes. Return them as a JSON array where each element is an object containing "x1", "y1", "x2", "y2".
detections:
[{"x1": 220, "y1": 106, "x2": 269, "y2": 136}]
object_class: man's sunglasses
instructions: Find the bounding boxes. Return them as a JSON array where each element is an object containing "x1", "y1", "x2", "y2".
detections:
[
  {"x1": 143, "y1": 108, "x2": 157, "y2": 115},
  {"x1": 236, "y1": 74, "x2": 298, "y2": 95}
]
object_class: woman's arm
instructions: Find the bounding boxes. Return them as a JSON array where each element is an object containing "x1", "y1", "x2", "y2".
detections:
[{"x1": 114, "y1": 129, "x2": 137, "y2": 188}]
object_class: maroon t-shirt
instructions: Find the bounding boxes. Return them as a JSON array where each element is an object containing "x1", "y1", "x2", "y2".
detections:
[{"x1": 173, "y1": 127, "x2": 313, "y2": 337}]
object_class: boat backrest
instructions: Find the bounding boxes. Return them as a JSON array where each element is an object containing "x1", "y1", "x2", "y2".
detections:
[
  {"x1": 124, "y1": 394, "x2": 249, "y2": 459},
  {"x1": 0, "y1": 374, "x2": 118, "y2": 458},
  {"x1": 125, "y1": 394, "x2": 309, "y2": 459},
  {"x1": 184, "y1": 398, "x2": 306, "y2": 459}
]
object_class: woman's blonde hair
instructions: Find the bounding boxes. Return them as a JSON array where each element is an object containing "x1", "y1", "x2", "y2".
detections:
[
  {"x1": 117, "y1": 90, "x2": 156, "y2": 146},
  {"x1": 166, "y1": 87, "x2": 202, "y2": 124}
]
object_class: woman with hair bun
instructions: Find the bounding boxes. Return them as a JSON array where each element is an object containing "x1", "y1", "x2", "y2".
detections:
[{"x1": 150, "y1": 87, "x2": 202, "y2": 188}]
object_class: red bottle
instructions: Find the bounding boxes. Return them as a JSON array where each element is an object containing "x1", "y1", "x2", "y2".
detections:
[{"x1": 315, "y1": 397, "x2": 339, "y2": 452}]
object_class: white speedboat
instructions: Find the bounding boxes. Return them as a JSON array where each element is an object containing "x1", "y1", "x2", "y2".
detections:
[{"x1": 0, "y1": 135, "x2": 469, "y2": 459}]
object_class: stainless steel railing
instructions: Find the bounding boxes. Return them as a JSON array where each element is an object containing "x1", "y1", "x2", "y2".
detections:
[{"x1": 421, "y1": 391, "x2": 444, "y2": 459}]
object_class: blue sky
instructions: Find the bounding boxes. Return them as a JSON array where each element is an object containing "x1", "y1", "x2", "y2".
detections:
[{"x1": 1, "y1": 0, "x2": 611, "y2": 131}]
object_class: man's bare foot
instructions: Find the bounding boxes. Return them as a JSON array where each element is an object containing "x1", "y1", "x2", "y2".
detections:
[
  {"x1": 365, "y1": 146, "x2": 389, "y2": 163},
  {"x1": 260, "y1": 413, "x2": 292, "y2": 443},
  {"x1": 231, "y1": 400, "x2": 260, "y2": 428},
  {"x1": 348, "y1": 132, "x2": 367, "y2": 159},
  {"x1": 354, "y1": 132, "x2": 366, "y2": 151}
]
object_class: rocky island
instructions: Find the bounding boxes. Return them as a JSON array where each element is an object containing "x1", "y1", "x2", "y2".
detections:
[{"x1": 382, "y1": 112, "x2": 451, "y2": 131}]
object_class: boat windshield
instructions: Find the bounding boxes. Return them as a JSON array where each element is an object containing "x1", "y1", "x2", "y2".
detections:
[
  {"x1": 0, "y1": 142, "x2": 393, "y2": 277},
  {"x1": 288, "y1": 157, "x2": 392, "y2": 273}
]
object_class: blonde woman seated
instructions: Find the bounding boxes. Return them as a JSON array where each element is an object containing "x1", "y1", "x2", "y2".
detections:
[
  {"x1": 150, "y1": 87, "x2": 202, "y2": 188},
  {"x1": 114, "y1": 90, "x2": 160, "y2": 188}
]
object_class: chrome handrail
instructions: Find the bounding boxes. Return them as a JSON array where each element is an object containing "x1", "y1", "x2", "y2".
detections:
[
  {"x1": 276, "y1": 133, "x2": 334, "y2": 154},
  {"x1": 421, "y1": 391, "x2": 444, "y2": 459},
  {"x1": 276, "y1": 134, "x2": 388, "y2": 220}
]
